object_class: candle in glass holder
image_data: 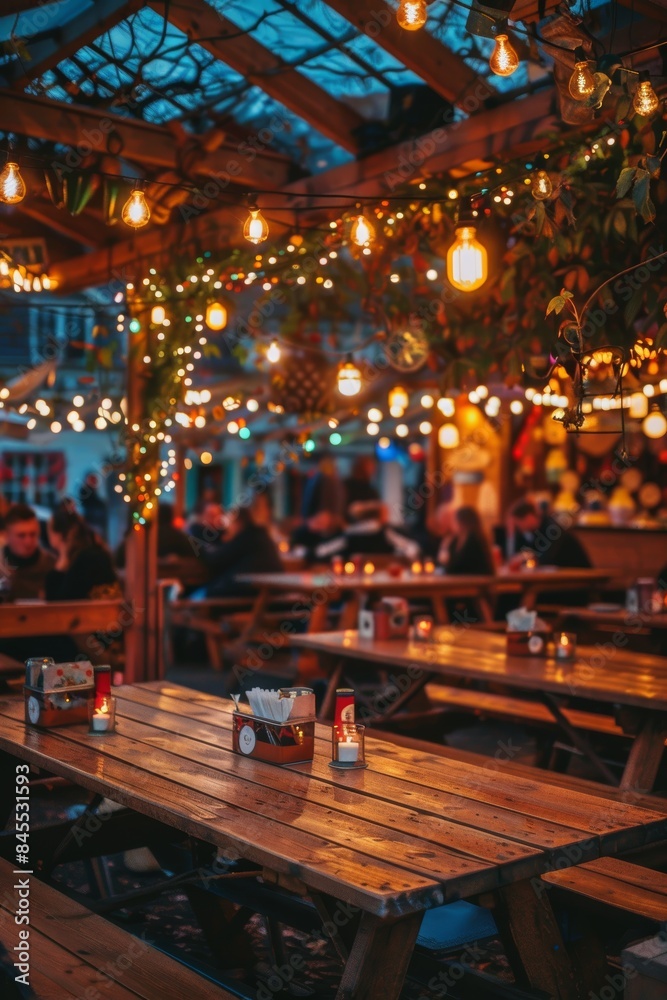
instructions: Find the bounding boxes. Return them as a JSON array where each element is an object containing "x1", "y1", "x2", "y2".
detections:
[
  {"x1": 523, "y1": 554, "x2": 537, "y2": 570},
  {"x1": 89, "y1": 694, "x2": 116, "y2": 733},
  {"x1": 411, "y1": 560, "x2": 423, "y2": 576},
  {"x1": 414, "y1": 616, "x2": 434, "y2": 641},
  {"x1": 555, "y1": 632, "x2": 576, "y2": 661},
  {"x1": 344, "y1": 560, "x2": 355, "y2": 575},
  {"x1": 423, "y1": 560, "x2": 436, "y2": 574},
  {"x1": 363, "y1": 561, "x2": 375, "y2": 575},
  {"x1": 332, "y1": 555, "x2": 344, "y2": 575},
  {"x1": 330, "y1": 722, "x2": 366, "y2": 768}
]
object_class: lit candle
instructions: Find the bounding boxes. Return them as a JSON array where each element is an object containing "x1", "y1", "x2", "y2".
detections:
[
  {"x1": 411, "y1": 560, "x2": 423, "y2": 575},
  {"x1": 555, "y1": 632, "x2": 576, "y2": 661},
  {"x1": 344, "y1": 561, "x2": 355, "y2": 575},
  {"x1": 415, "y1": 617, "x2": 433, "y2": 641},
  {"x1": 92, "y1": 697, "x2": 111, "y2": 731},
  {"x1": 363, "y1": 561, "x2": 375, "y2": 575},
  {"x1": 523, "y1": 554, "x2": 537, "y2": 570},
  {"x1": 338, "y1": 737, "x2": 359, "y2": 762},
  {"x1": 423, "y1": 560, "x2": 435, "y2": 574},
  {"x1": 332, "y1": 556, "x2": 344, "y2": 575}
]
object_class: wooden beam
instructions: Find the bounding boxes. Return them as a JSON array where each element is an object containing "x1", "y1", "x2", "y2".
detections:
[
  {"x1": 287, "y1": 86, "x2": 558, "y2": 202},
  {"x1": 0, "y1": 0, "x2": 64, "y2": 14},
  {"x1": 153, "y1": 0, "x2": 364, "y2": 154},
  {"x1": 16, "y1": 202, "x2": 102, "y2": 248},
  {"x1": 0, "y1": 89, "x2": 293, "y2": 189},
  {"x1": 322, "y1": 0, "x2": 496, "y2": 108},
  {"x1": 509, "y1": 0, "x2": 559, "y2": 23},
  {"x1": 2, "y1": 0, "x2": 144, "y2": 87}
]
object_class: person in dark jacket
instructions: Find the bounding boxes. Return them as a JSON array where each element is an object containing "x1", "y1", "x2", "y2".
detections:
[
  {"x1": 1, "y1": 503, "x2": 55, "y2": 600},
  {"x1": 508, "y1": 499, "x2": 590, "y2": 569},
  {"x1": 46, "y1": 502, "x2": 119, "y2": 601},
  {"x1": 443, "y1": 506, "x2": 495, "y2": 576},
  {"x1": 202, "y1": 505, "x2": 283, "y2": 598}
]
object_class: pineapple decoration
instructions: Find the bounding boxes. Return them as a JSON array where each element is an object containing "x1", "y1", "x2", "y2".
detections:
[{"x1": 270, "y1": 347, "x2": 337, "y2": 416}]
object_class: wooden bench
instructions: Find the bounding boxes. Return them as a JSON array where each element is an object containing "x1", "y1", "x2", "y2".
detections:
[
  {"x1": 0, "y1": 857, "x2": 235, "y2": 1000},
  {"x1": 542, "y1": 857, "x2": 667, "y2": 923}
]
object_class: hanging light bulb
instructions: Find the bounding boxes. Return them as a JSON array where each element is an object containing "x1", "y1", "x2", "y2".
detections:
[
  {"x1": 531, "y1": 169, "x2": 553, "y2": 201},
  {"x1": 42, "y1": 275, "x2": 51, "y2": 290},
  {"x1": 388, "y1": 386, "x2": 409, "y2": 414},
  {"x1": 12, "y1": 268, "x2": 22, "y2": 286},
  {"x1": 629, "y1": 392, "x2": 649, "y2": 419},
  {"x1": 633, "y1": 71, "x2": 660, "y2": 117},
  {"x1": 151, "y1": 304, "x2": 166, "y2": 325},
  {"x1": 243, "y1": 207, "x2": 269, "y2": 244},
  {"x1": 568, "y1": 48, "x2": 596, "y2": 100},
  {"x1": 643, "y1": 408, "x2": 667, "y2": 439},
  {"x1": 0, "y1": 258, "x2": 8, "y2": 276},
  {"x1": 32, "y1": 275, "x2": 41, "y2": 292},
  {"x1": 0, "y1": 162, "x2": 26, "y2": 204},
  {"x1": 446, "y1": 225, "x2": 488, "y2": 292},
  {"x1": 337, "y1": 355, "x2": 362, "y2": 397},
  {"x1": 122, "y1": 189, "x2": 150, "y2": 228},
  {"x1": 396, "y1": 0, "x2": 427, "y2": 30},
  {"x1": 205, "y1": 301, "x2": 227, "y2": 330},
  {"x1": 489, "y1": 34, "x2": 519, "y2": 77},
  {"x1": 350, "y1": 212, "x2": 375, "y2": 247},
  {"x1": 266, "y1": 340, "x2": 281, "y2": 364},
  {"x1": 438, "y1": 423, "x2": 460, "y2": 449}
]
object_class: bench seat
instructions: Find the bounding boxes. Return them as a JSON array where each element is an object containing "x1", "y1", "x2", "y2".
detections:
[
  {"x1": 0, "y1": 858, "x2": 235, "y2": 1000},
  {"x1": 542, "y1": 857, "x2": 667, "y2": 923}
]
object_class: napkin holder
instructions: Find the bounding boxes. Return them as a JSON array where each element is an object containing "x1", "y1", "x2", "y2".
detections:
[
  {"x1": 24, "y1": 683, "x2": 94, "y2": 728},
  {"x1": 358, "y1": 598, "x2": 409, "y2": 640},
  {"x1": 232, "y1": 711, "x2": 315, "y2": 764},
  {"x1": 506, "y1": 630, "x2": 552, "y2": 657}
]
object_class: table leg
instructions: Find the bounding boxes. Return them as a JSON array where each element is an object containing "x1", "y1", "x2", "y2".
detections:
[
  {"x1": 238, "y1": 587, "x2": 271, "y2": 645},
  {"x1": 494, "y1": 879, "x2": 578, "y2": 1000},
  {"x1": 318, "y1": 656, "x2": 345, "y2": 721},
  {"x1": 430, "y1": 593, "x2": 449, "y2": 624},
  {"x1": 620, "y1": 712, "x2": 667, "y2": 794},
  {"x1": 338, "y1": 594, "x2": 359, "y2": 631},
  {"x1": 334, "y1": 911, "x2": 422, "y2": 1000}
]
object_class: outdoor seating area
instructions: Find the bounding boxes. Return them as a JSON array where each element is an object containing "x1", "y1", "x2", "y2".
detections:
[{"x1": 1, "y1": 0, "x2": 667, "y2": 997}]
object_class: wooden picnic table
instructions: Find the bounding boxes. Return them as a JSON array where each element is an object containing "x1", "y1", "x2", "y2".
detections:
[
  {"x1": 290, "y1": 628, "x2": 667, "y2": 793},
  {"x1": 0, "y1": 598, "x2": 132, "y2": 638},
  {"x1": 555, "y1": 605, "x2": 667, "y2": 631},
  {"x1": 236, "y1": 566, "x2": 613, "y2": 634},
  {"x1": 1, "y1": 680, "x2": 667, "y2": 999}
]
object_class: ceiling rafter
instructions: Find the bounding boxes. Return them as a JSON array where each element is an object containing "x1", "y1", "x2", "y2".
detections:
[
  {"x1": 322, "y1": 0, "x2": 496, "y2": 109},
  {"x1": 16, "y1": 201, "x2": 102, "y2": 248},
  {"x1": 150, "y1": 0, "x2": 365, "y2": 154},
  {"x1": 0, "y1": 89, "x2": 295, "y2": 189},
  {"x1": 1, "y1": 0, "x2": 144, "y2": 87},
  {"x1": 52, "y1": 88, "x2": 559, "y2": 293}
]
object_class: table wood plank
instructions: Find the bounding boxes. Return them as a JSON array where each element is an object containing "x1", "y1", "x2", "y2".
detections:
[{"x1": 0, "y1": 599, "x2": 135, "y2": 638}]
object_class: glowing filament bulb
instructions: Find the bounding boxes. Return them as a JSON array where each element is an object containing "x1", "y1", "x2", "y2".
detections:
[
  {"x1": 397, "y1": 0, "x2": 427, "y2": 30},
  {"x1": 446, "y1": 226, "x2": 488, "y2": 292},
  {"x1": 205, "y1": 301, "x2": 227, "y2": 330},
  {"x1": 489, "y1": 34, "x2": 519, "y2": 77},
  {"x1": 122, "y1": 189, "x2": 150, "y2": 228},
  {"x1": 350, "y1": 213, "x2": 375, "y2": 247},
  {"x1": 151, "y1": 304, "x2": 166, "y2": 325},
  {"x1": 568, "y1": 49, "x2": 596, "y2": 100},
  {"x1": 633, "y1": 73, "x2": 660, "y2": 117},
  {"x1": 0, "y1": 162, "x2": 26, "y2": 204},
  {"x1": 337, "y1": 358, "x2": 362, "y2": 397},
  {"x1": 0, "y1": 258, "x2": 8, "y2": 276},
  {"x1": 531, "y1": 170, "x2": 553, "y2": 201},
  {"x1": 266, "y1": 340, "x2": 281, "y2": 364},
  {"x1": 244, "y1": 208, "x2": 269, "y2": 244}
]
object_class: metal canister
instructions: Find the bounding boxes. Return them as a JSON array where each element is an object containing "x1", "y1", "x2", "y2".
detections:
[{"x1": 334, "y1": 688, "x2": 355, "y2": 729}]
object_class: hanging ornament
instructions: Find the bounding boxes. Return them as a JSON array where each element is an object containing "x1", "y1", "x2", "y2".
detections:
[
  {"x1": 489, "y1": 34, "x2": 519, "y2": 77},
  {"x1": 266, "y1": 340, "x2": 281, "y2": 364},
  {"x1": 244, "y1": 206, "x2": 269, "y2": 244},
  {"x1": 632, "y1": 71, "x2": 660, "y2": 117},
  {"x1": 337, "y1": 355, "x2": 362, "y2": 396},
  {"x1": 386, "y1": 328, "x2": 430, "y2": 372},
  {"x1": 568, "y1": 48, "x2": 596, "y2": 100},
  {"x1": 0, "y1": 162, "x2": 26, "y2": 204},
  {"x1": 446, "y1": 223, "x2": 488, "y2": 293},
  {"x1": 396, "y1": 0, "x2": 427, "y2": 30},
  {"x1": 205, "y1": 301, "x2": 227, "y2": 331},
  {"x1": 121, "y1": 188, "x2": 150, "y2": 228},
  {"x1": 350, "y1": 212, "x2": 375, "y2": 248},
  {"x1": 531, "y1": 169, "x2": 553, "y2": 201}
]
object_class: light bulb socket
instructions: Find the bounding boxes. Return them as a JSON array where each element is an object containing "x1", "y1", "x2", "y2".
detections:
[
  {"x1": 491, "y1": 18, "x2": 508, "y2": 36},
  {"x1": 637, "y1": 70, "x2": 650, "y2": 84},
  {"x1": 573, "y1": 46, "x2": 588, "y2": 64}
]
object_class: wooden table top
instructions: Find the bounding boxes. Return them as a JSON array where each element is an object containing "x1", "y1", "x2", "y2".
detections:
[
  {"x1": 290, "y1": 629, "x2": 667, "y2": 713},
  {"x1": 0, "y1": 599, "x2": 129, "y2": 638},
  {"x1": 237, "y1": 566, "x2": 612, "y2": 594},
  {"x1": 1, "y1": 682, "x2": 666, "y2": 920},
  {"x1": 558, "y1": 606, "x2": 667, "y2": 630}
]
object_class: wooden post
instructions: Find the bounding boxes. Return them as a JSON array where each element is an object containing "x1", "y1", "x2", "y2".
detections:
[
  {"x1": 123, "y1": 297, "x2": 160, "y2": 683},
  {"x1": 174, "y1": 442, "x2": 186, "y2": 524}
]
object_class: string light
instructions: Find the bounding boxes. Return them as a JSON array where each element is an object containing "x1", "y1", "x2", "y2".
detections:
[
  {"x1": 531, "y1": 170, "x2": 553, "y2": 201},
  {"x1": 388, "y1": 386, "x2": 409, "y2": 415},
  {"x1": 350, "y1": 213, "x2": 375, "y2": 247},
  {"x1": 568, "y1": 48, "x2": 596, "y2": 100},
  {"x1": 633, "y1": 71, "x2": 660, "y2": 117},
  {"x1": 122, "y1": 189, "x2": 150, "y2": 228},
  {"x1": 337, "y1": 355, "x2": 362, "y2": 396},
  {"x1": 489, "y1": 34, "x2": 519, "y2": 77},
  {"x1": 396, "y1": 0, "x2": 427, "y2": 30},
  {"x1": 243, "y1": 207, "x2": 269, "y2": 244},
  {"x1": 0, "y1": 162, "x2": 26, "y2": 204},
  {"x1": 643, "y1": 408, "x2": 667, "y2": 439},
  {"x1": 447, "y1": 225, "x2": 488, "y2": 292},
  {"x1": 151, "y1": 304, "x2": 166, "y2": 325},
  {"x1": 266, "y1": 340, "x2": 281, "y2": 364},
  {"x1": 438, "y1": 424, "x2": 460, "y2": 448}
]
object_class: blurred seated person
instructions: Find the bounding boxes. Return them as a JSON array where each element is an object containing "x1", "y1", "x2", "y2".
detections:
[
  {"x1": 439, "y1": 506, "x2": 494, "y2": 576},
  {"x1": 188, "y1": 500, "x2": 226, "y2": 555},
  {"x1": 115, "y1": 503, "x2": 194, "y2": 568},
  {"x1": 344, "y1": 456, "x2": 379, "y2": 521},
  {"x1": 197, "y1": 499, "x2": 284, "y2": 599},
  {"x1": 345, "y1": 502, "x2": 420, "y2": 561},
  {"x1": 46, "y1": 502, "x2": 120, "y2": 601},
  {"x1": 507, "y1": 499, "x2": 590, "y2": 569},
  {"x1": 0, "y1": 503, "x2": 55, "y2": 599},
  {"x1": 291, "y1": 510, "x2": 346, "y2": 564}
]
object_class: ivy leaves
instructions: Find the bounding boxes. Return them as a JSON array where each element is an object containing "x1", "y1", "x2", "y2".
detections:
[
  {"x1": 615, "y1": 156, "x2": 661, "y2": 222},
  {"x1": 546, "y1": 289, "x2": 574, "y2": 316}
]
